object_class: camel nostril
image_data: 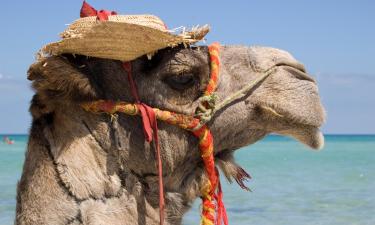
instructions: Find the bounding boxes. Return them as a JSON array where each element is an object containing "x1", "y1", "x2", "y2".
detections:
[{"x1": 283, "y1": 66, "x2": 316, "y2": 83}]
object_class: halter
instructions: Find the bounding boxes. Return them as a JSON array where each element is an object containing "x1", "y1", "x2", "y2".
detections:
[
  {"x1": 81, "y1": 43, "x2": 274, "y2": 225},
  {"x1": 79, "y1": 3, "x2": 274, "y2": 225},
  {"x1": 82, "y1": 43, "x2": 226, "y2": 225}
]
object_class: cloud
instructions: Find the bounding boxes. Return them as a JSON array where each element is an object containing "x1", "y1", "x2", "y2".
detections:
[
  {"x1": 0, "y1": 72, "x2": 27, "y2": 83},
  {"x1": 316, "y1": 73, "x2": 375, "y2": 101},
  {"x1": 315, "y1": 72, "x2": 375, "y2": 84},
  {"x1": 0, "y1": 73, "x2": 11, "y2": 80},
  {"x1": 314, "y1": 72, "x2": 375, "y2": 133},
  {"x1": 0, "y1": 72, "x2": 31, "y2": 99}
]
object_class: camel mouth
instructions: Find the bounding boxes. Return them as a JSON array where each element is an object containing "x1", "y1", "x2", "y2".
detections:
[
  {"x1": 276, "y1": 121, "x2": 325, "y2": 150},
  {"x1": 285, "y1": 125, "x2": 324, "y2": 150},
  {"x1": 261, "y1": 111, "x2": 324, "y2": 150},
  {"x1": 258, "y1": 104, "x2": 325, "y2": 150},
  {"x1": 254, "y1": 61, "x2": 325, "y2": 149}
]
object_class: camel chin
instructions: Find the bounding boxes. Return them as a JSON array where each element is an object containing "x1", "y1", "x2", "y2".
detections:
[
  {"x1": 265, "y1": 101, "x2": 325, "y2": 150},
  {"x1": 279, "y1": 125, "x2": 324, "y2": 150},
  {"x1": 259, "y1": 104, "x2": 324, "y2": 150},
  {"x1": 301, "y1": 126, "x2": 324, "y2": 150}
]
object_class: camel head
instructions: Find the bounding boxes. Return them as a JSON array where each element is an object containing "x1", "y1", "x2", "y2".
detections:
[{"x1": 22, "y1": 44, "x2": 325, "y2": 224}]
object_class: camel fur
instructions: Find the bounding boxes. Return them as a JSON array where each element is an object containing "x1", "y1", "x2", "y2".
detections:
[{"x1": 16, "y1": 45, "x2": 325, "y2": 225}]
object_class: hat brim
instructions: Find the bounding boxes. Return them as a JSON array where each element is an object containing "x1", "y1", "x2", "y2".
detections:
[{"x1": 42, "y1": 16, "x2": 209, "y2": 61}]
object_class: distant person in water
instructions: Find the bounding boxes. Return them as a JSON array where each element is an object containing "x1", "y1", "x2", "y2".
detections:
[{"x1": 3, "y1": 136, "x2": 14, "y2": 145}]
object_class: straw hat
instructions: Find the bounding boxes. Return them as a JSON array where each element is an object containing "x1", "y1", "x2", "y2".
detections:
[{"x1": 42, "y1": 6, "x2": 209, "y2": 61}]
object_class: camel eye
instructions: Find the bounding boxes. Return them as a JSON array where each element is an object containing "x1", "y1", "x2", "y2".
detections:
[{"x1": 164, "y1": 74, "x2": 197, "y2": 91}]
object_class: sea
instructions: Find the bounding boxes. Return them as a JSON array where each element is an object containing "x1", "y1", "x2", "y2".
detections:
[{"x1": 0, "y1": 135, "x2": 374, "y2": 225}]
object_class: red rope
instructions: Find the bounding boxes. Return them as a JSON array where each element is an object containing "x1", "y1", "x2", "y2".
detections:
[
  {"x1": 80, "y1": 2, "x2": 166, "y2": 224},
  {"x1": 123, "y1": 62, "x2": 165, "y2": 225},
  {"x1": 79, "y1": 3, "x2": 236, "y2": 225},
  {"x1": 215, "y1": 170, "x2": 228, "y2": 225}
]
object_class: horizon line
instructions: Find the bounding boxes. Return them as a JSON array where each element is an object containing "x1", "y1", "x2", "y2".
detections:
[{"x1": 1, "y1": 133, "x2": 375, "y2": 136}]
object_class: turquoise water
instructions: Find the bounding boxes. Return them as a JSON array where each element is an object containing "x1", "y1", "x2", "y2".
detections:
[{"x1": 1, "y1": 135, "x2": 374, "y2": 225}]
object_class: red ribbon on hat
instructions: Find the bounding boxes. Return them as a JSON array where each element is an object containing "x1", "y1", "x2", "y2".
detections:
[{"x1": 80, "y1": 1, "x2": 117, "y2": 20}]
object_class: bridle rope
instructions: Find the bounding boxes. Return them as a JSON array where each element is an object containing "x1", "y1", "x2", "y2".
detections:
[
  {"x1": 194, "y1": 66, "x2": 275, "y2": 130},
  {"x1": 79, "y1": 3, "x2": 274, "y2": 225},
  {"x1": 81, "y1": 43, "x2": 274, "y2": 225},
  {"x1": 82, "y1": 43, "x2": 226, "y2": 225}
]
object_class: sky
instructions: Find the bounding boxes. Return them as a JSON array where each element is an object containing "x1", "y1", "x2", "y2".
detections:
[{"x1": 0, "y1": 0, "x2": 374, "y2": 134}]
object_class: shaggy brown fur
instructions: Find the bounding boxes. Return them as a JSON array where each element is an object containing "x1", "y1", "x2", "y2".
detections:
[{"x1": 16, "y1": 45, "x2": 325, "y2": 225}]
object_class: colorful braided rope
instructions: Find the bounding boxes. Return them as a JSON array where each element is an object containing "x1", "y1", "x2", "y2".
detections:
[{"x1": 81, "y1": 43, "x2": 227, "y2": 225}]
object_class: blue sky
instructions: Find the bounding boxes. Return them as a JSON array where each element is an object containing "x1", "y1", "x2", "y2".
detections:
[{"x1": 0, "y1": 0, "x2": 374, "y2": 134}]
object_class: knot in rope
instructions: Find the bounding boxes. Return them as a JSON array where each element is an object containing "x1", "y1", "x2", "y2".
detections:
[
  {"x1": 78, "y1": 6, "x2": 275, "y2": 220},
  {"x1": 195, "y1": 94, "x2": 218, "y2": 125},
  {"x1": 80, "y1": 41, "x2": 227, "y2": 225}
]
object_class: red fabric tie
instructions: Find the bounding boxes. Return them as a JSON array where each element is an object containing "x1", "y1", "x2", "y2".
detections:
[
  {"x1": 80, "y1": 2, "x2": 164, "y2": 224},
  {"x1": 79, "y1": 3, "x2": 233, "y2": 224},
  {"x1": 122, "y1": 62, "x2": 165, "y2": 225},
  {"x1": 80, "y1": 1, "x2": 117, "y2": 20}
]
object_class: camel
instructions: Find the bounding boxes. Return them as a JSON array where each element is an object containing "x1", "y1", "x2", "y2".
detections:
[{"x1": 15, "y1": 44, "x2": 325, "y2": 225}]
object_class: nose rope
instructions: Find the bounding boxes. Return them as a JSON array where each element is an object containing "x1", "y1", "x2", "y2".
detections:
[{"x1": 193, "y1": 66, "x2": 275, "y2": 131}]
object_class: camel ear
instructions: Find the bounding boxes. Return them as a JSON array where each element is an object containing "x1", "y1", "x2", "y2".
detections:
[{"x1": 28, "y1": 56, "x2": 98, "y2": 117}]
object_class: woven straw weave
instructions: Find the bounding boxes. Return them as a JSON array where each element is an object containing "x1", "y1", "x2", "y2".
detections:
[{"x1": 42, "y1": 15, "x2": 209, "y2": 61}]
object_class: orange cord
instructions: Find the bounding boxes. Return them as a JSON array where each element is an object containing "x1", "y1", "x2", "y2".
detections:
[{"x1": 81, "y1": 43, "x2": 228, "y2": 225}]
